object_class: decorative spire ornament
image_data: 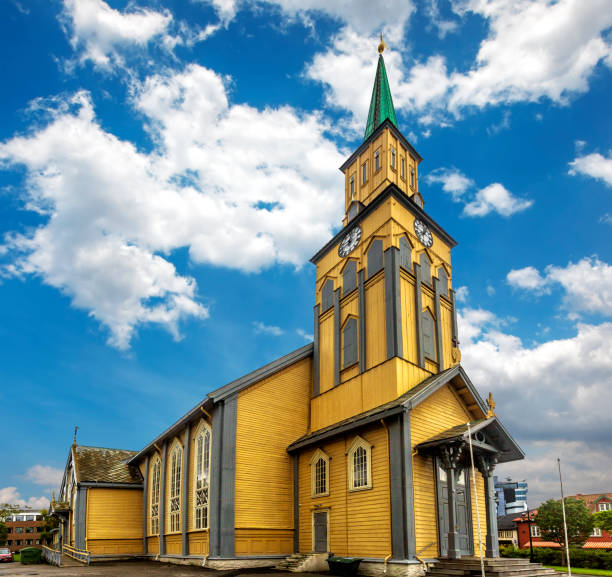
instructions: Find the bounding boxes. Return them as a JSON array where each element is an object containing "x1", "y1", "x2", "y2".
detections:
[
  {"x1": 73, "y1": 425, "x2": 79, "y2": 446},
  {"x1": 486, "y1": 392, "x2": 497, "y2": 418},
  {"x1": 378, "y1": 33, "x2": 386, "y2": 54}
]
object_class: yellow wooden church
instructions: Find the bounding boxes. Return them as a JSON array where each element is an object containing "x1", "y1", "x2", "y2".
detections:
[{"x1": 51, "y1": 43, "x2": 525, "y2": 576}]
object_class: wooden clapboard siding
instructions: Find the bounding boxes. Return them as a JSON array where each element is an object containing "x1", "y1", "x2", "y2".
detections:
[
  {"x1": 86, "y1": 488, "x2": 143, "y2": 547},
  {"x1": 319, "y1": 311, "x2": 334, "y2": 393},
  {"x1": 188, "y1": 531, "x2": 209, "y2": 555},
  {"x1": 165, "y1": 534, "x2": 181, "y2": 554},
  {"x1": 470, "y1": 471, "x2": 487, "y2": 556},
  {"x1": 234, "y1": 357, "x2": 311, "y2": 533},
  {"x1": 87, "y1": 539, "x2": 142, "y2": 555},
  {"x1": 298, "y1": 424, "x2": 391, "y2": 558},
  {"x1": 235, "y1": 529, "x2": 293, "y2": 556},
  {"x1": 440, "y1": 299, "x2": 455, "y2": 368},
  {"x1": 365, "y1": 273, "x2": 386, "y2": 369},
  {"x1": 410, "y1": 384, "x2": 472, "y2": 556},
  {"x1": 400, "y1": 274, "x2": 418, "y2": 364},
  {"x1": 147, "y1": 535, "x2": 159, "y2": 555}
]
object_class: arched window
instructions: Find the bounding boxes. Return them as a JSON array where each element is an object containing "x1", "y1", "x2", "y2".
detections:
[
  {"x1": 348, "y1": 436, "x2": 372, "y2": 491},
  {"x1": 150, "y1": 457, "x2": 161, "y2": 534},
  {"x1": 194, "y1": 423, "x2": 211, "y2": 530},
  {"x1": 168, "y1": 443, "x2": 182, "y2": 533},
  {"x1": 310, "y1": 449, "x2": 329, "y2": 497},
  {"x1": 367, "y1": 239, "x2": 383, "y2": 278},
  {"x1": 321, "y1": 279, "x2": 334, "y2": 312},
  {"x1": 419, "y1": 252, "x2": 431, "y2": 285},
  {"x1": 437, "y1": 267, "x2": 449, "y2": 297}
]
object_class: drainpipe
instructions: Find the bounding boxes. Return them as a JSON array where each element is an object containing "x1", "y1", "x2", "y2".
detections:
[{"x1": 380, "y1": 419, "x2": 393, "y2": 572}]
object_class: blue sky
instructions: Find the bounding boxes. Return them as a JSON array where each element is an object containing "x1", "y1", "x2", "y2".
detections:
[{"x1": 1, "y1": 0, "x2": 611, "y2": 509}]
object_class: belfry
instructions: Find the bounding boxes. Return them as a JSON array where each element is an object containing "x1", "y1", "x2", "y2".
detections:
[{"x1": 51, "y1": 44, "x2": 527, "y2": 575}]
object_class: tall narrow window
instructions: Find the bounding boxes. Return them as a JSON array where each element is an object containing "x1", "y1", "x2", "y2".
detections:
[
  {"x1": 310, "y1": 449, "x2": 329, "y2": 497},
  {"x1": 367, "y1": 239, "x2": 383, "y2": 278},
  {"x1": 422, "y1": 309, "x2": 437, "y2": 362},
  {"x1": 150, "y1": 458, "x2": 161, "y2": 535},
  {"x1": 375, "y1": 149, "x2": 381, "y2": 172},
  {"x1": 437, "y1": 267, "x2": 449, "y2": 297},
  {"x1": 349, "y1": 175, "x2": 355, "y2": 198},
  {"x1": 391, "y1": 147, "x2": 396, "y2": 169},
  {"x1": 401, "y1": 157, "x2": 405, "y2": 179},
  {"x1": 348, "y1": 436, "x2": 372, "y2": 491},
  {"x1": 419, "y1": 252, "x2": 431, "y2": 285},
  {"x1": 361, "y1": 161, "x2": 367, "y2": 184},
  {"x1": 194, "y1": 424, "x2": 211, "y2": 530},
  {"x1": 169, "y1": 444, "x2": 182, "y2": 533},
  {"x1": 342, "y1": 260, "x2": 357, "y2": 296},
  {"x1": 343, "y1": 317, "x2": 358, "y2": 368},
  {"x1": 321, "y1": 279, "x2": 334, "y2": 312},
  {"x1": 410, "y1": 167, "x2": 415, "y2": 188}
]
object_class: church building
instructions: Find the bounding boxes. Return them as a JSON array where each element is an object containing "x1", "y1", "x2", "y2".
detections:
[{"x1": 51, "y1": 42, "x2": 524, "y2": 576}]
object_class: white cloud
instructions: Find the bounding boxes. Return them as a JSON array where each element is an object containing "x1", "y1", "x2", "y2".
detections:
[
  {"x1": 463, "y1": 183, "x2": 533, "y2": 217},
  {"x1": 25, "y1": 465, "x2": 63, "y2": 487},
  {"x1": 454, "y1": 285, "x2": 469, "y2": 303},
  {"x1": 0, "y1": 65, "x2": 345, "y2": 349},
  {"x1": 569, "y1": 150, "x2": 612, "y2": 187},
  {"x1": 253, "y1": 321, "x2": 284, "y2": 336},
  {"x1": 425, "y1": 0, "x2": 460, "y2": 38},
  {"x1": 426, "y1": 167, "x2": 474, "y2": 201},
  {"x1": 507, "y1": 258, "x2": 612, "y2": 317},
  {"x1": 600, "y1": 213, "x2": 612, "y2": 225},
  {"x1": 296, "y1": 328, "x2": 314, "y2": 341},
  {"x1": 61, "y1": 0, "x2": 173, "y2": 70},
  {"x1": 458, "y1": 308, "x2": 612, "y2": 503},
  {"x1": 0, "y1": 487, "x2": 50, "y2": 510}
]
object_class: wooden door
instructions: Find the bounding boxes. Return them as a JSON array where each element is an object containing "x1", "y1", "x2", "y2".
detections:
[{"x1": 313, "y1": 511, "x2": 328, "y2": 553}]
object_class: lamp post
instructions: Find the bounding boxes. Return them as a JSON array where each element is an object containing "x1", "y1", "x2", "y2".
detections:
[{"x1": 521, "y1": 510, "x2": 534, "y2": 563}]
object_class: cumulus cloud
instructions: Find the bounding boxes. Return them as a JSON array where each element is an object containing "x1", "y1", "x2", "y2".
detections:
[
  {"x1": 296, "y1": 328, "x2": 314, "y2": 341},
  {"x1": 569, "y1": 150, "x2": 612, "y2": 187},
  {"x1": 61, "y1": 0, "x2": 173, "y2": 69},
  {"x1": 25, "y1": 465, "x2": 64, "y2": 487},
  {"x1": 0, "y1": 65, "x2": 345, "y2": 349},
  {"x1": 426, "y1": 167, "x2": 474, "y2": 201},
  {"x1": 507, "y1": 258, "x2": 612, "y2": 317},
  {"x1": 253, "y1": 321, "x2": 284, "y2": 336},
  {"x1": 0, "y1": 487, "x2": 50, "y2": 510},
  {"x1": 306, "y1": 0, "x2": 612, "y2": 127}
]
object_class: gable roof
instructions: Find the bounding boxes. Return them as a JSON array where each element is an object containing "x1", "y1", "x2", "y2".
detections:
[
  {"x1": 75, "y1": 446, "x2": 142, "y2": 485},
  {"x1": 288, "y1": 363, "x2": 492, "y2": 453},
  {"x1": 498, "y1": 512, "x2": 519, "y2": 531}
]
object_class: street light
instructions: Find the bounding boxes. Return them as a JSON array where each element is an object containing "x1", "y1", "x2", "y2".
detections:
[{"x1": 521, "y1": 510, "x2": 534, "y2": 563}]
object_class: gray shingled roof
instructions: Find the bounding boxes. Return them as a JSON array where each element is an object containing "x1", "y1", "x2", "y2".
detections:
[{"x1": 75, "y1": 446, "x2": 142, "y2": 484}]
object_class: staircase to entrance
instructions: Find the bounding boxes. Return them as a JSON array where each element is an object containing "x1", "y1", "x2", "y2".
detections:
[{"x1": 427, "y1": 558, "x2": 557, "y2": 577}]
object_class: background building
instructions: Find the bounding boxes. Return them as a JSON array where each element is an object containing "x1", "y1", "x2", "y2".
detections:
[
  {"x1": 495, "y1": 477, "x2": 528, "y2": 516},
  {"x1": 4, "y1": 511, "x2": 44, "y2": 553}
]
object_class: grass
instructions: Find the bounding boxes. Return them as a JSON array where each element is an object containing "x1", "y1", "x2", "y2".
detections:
[
  {"x1": 13, "y1": 553, "x2": 20, "y2": 562},
  {"x1": 544, "y1": 566, "x2": 612, "y2": 576}
]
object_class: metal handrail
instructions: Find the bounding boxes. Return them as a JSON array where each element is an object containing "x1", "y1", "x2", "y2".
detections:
[
  {"x1": 41, "y1": 545, "x2": 62, "y2": 566},
  {"x1": 62, "y1": 544, "x2": 91, "y2": 565}
]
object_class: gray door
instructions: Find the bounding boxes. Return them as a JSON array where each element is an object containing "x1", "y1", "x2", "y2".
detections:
[
  {"x1": 436, "y1": 464, "x2": 472, "y2": 557},
  {"x1": 313, "y1": 511, "x2": 328, "y2": 553}
]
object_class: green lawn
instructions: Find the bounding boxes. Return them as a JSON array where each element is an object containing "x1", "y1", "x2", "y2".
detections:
[
  {"x1": 545, "y1": 566, "x2": 612, "y2": 576},
  {"x1": 13, "y1": 553, "x2": 20, "y2": 562}
]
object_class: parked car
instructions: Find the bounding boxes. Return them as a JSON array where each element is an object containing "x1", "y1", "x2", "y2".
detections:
[{"x1": 0, "y1": 548, "x2": 13, "y2": 562}]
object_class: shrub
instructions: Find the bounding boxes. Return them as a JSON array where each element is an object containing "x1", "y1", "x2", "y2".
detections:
[{"x1": 501, "y1": 546, "x2": 612, "y2": 570}]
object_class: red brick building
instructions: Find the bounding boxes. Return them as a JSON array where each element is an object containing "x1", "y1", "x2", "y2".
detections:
[
  {"x1": 515, "y1": 493, "x2": 612, "y2": 551},
  {"x1": 3, "y1": 511, "x2": 44, "y2": 553}
]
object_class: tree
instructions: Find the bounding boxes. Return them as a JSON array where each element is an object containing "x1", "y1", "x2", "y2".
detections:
[
  {"x1": 38, "y1": 509, "x2": 58, "y2": 545},
  {"x1": 0, "y1": 522, "x2": 7, "y2": 546},
  {"x1": 593, "y1": 510, "x2": 612, "y2": 533},
  {"x1": 535, "y1": 498, "x2": 594, "y2": 556},
  {"x1": 0, "y1": 503, "x2": 24, "y2": 522}
]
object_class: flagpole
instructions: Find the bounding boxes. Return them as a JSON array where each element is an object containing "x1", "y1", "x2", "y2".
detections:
[
  {"x1": 557, "y1": 458, "x2": 572, "y2": 577},
  {"x1": 468, "y1": 423, "x2": 485, "y2": 577}
]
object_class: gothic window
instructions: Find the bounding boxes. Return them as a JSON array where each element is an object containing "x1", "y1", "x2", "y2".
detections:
[
  {"x1": 342, "y1": 260, "x2": 357, "y2": 296},
  {"x1": 168, "y1": 443, "x2": 182, "y2": 533},
  {"x1": 422, "y1": 309, "x2": 437, "y2": 362},
  {"x1": 437, "y1": 267, "x2": 449, "y2": 297},
  {"x1": 419, "y1": 252, "x2": 431, "y2": 285},
  {"x1": 343, "y1": 317, "x2": 358, "y2": 368},
  {"x1": 375, "y1": 149, "x2": 381, "y2": 172},
  {"x1": 194, "y1": 423, "x2": 211, "y2": 530},
  {"x1": 150, "y1": 457, "x2": 161, "y2": 535},
  {"x1": 362, "y1": 161, "x2": 367, "y2": 184},
  {"x1": 310, "y1": 449, "x2": 329, "y2": 497},
  {"x1": 367, "y1": 239, "x2": 383, "y2": 278},
  {"x1": 399, "y1": 237, "x2": 411, "y2": 271},
  {"x1": 321, "y1": 279, "x2": 334, "y2": 312},
  {"x1": 348, "y1": 436, "x2": 372, "y2": 491}
]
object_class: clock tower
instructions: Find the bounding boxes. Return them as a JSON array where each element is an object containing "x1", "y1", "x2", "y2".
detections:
[{"x1": 310, "y1": 40, "x2": 461, "y2": 432}]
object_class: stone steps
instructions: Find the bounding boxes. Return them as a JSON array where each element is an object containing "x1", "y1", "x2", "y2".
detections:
[{"x1": 426, "y1": 558, "x2": 556, "y2": 577}]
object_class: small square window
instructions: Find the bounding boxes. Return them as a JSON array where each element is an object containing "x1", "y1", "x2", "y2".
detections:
[{"x1": 592, "y1": 528, "x2": 602, "y2": 537}]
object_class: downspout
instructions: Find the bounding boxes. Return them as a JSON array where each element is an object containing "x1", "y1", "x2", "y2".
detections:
[{"x1": 380, "y1": 419, "x2": 393, "y2": 574}]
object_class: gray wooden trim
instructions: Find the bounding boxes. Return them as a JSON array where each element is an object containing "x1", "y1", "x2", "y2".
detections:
[
  {"x1": 220, "y1": 395, "x2": 237, "y2": 558},
  {"x1": 293, "y1": 454, "x2": 299, "y2": 553},
  {"x1": 333, "y1": 288, "x2": 341, "y2": 387},
  {"x1": 434, "y1": 277, "x2": 444, "y2": 371},
  {"x1": 313, "y1": 305, "x2": 320, "y2": 396},
  {"x1": 142, "y1": 454, "x2": 149, "y2": 555},
  {"x1": 385, "y1": 247, "x2": 403, "y2": 359},
  {"x1": 181, "y1": 422, "x2": 191, "y2": 556},
  {"x1": 78, "y1": 482, "x2": 143, "y2": 488},
  {"x1": 388, "y1": 415, "x2": 406, "y2": 559},
  {"x1": 358, "y1": 269, "x2": 366, "y2": 373},
  {"x1": 402, "y1": 410, "x2": 416, "y2": 559},
  {"x1": 450, "y1": 289, "x2": 459, "y2": 347},
  {"x1": 209, "y1": 402, "x2": 224, "y2": 557},
  {"x1": 74, "y1": 486, "x2": 87, "y2": 550},
  {"x1": 414, "y1": 263, "x2": 425, "y2": 368},
  {"x1": 159, "y1": 441, "x2": 168, "y2": 555}
]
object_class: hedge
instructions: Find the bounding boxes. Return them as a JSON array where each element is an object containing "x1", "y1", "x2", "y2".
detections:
[{"x1": 500, "y1": 546, "x2": 612, "y2": 570}]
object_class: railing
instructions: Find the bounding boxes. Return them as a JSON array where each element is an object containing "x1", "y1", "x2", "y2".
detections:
[
  {"x1": 63, "y1": 544, "x2": 91, "y2": 565},
  {"x1": 41, "y1": 546, "x2": 62, "y2": 566}
]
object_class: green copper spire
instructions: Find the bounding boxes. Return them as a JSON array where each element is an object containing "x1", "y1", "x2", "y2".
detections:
[{"x1": 364, "y1": 40, "x2": 398, "y2": 141}]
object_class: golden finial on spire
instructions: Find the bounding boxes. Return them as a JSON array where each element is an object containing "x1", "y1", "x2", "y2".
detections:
[
  {"x1": 486, "y1": 392, "x2": 497, "y2": 418},
  {"x1": 378, "y1": 33, "x2": 386, "y2": 54},
  {"x1": 73, "y1": 425, "x2": 78, "y2": 446}
]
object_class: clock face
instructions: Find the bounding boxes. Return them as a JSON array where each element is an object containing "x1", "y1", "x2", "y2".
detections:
[
  {"x1": 338, "y1": 226, "x2": 362, "y2": 258},
  {"x1": 414, "y1": 219, "x2": 433, "y2": 247}
]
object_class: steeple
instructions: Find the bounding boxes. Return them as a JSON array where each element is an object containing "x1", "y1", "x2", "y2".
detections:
[{"x1": 363, "y1": 36, "x2": 398, "y2": 141}]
